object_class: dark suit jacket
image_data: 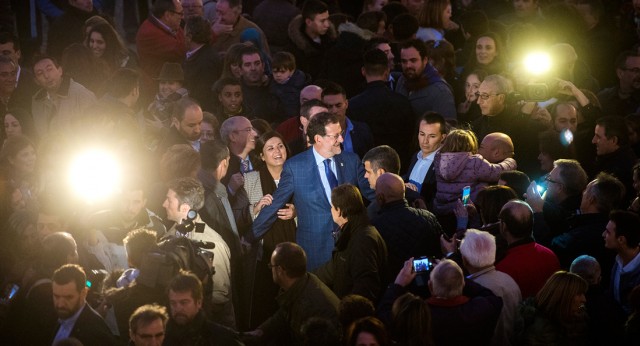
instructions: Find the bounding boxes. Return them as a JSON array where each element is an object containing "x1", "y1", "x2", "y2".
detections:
[
  {"x1": 53, "y1": 304, "x2": 116, "y2": 345},
  {"x1": 404, "y1": 151, "x2": 437, "y2": 210},
  {"x1": 348, "y1": 119, "x2": 374, "y2": 159},
  {"x1": 249, "y1": 147, "x2": 374, "y2": 270},
  {"x1": 183, "y1": 43, "x2": 222, "y2": 113}
]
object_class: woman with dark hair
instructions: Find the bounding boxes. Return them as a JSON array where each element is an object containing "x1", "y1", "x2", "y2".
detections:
[
  {"x1": 61, "y1": 43, "x2": 109, "y2": 94},
  {"x1": 84, "y1": 22, "x2": 136, "y2": 73},
  {"x1": 391, "y1": 293, "x2": 434, "y2": 346},
  {"x1": 242, "y1": 130, "x2": 296, "y2": 325},
  {"x1": 0, "y1": 135, "x2": 37, "y2": 197},
  {"x1": 463, "y1": 32, "x2": 506, "y2": 77},
  {"x1": 315, "y1": 184, "x2": 388, "y2": 302},
  {"x1": 347, "y1": 316, "x2": 391, "y2": 346},
  {"x1": 521, "y1": 271, "x2": 588, "y2": 344},
  {"x1": 2, "y1": 108, "x2": 36, "y2": 144}
]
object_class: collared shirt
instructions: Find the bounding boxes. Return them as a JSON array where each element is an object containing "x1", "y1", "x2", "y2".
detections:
[
  {"x1": 238, "y1": 155, "x2": 254, "y2": 173},
  {"x1": 408, "y1": 150, "x2": 438, "y2": 192},
  {"x1": 613, "y1": 252, "x2": 640, "y2": 303},
  {"x1": 342, "y1": 118, "x2": 355, "y2": 154},
  {"x1": 53, "y1": 303, "x2": 86, "y2": 343},
  {"x1": 151, "y1": 14, "x2": 177, "y2": 35},
  {"x1": 313, "y1": 147, "x2": 337, "y2": 202},
  {"x1": 466, "y1": 266, "x2": 495, "y2": 280}
]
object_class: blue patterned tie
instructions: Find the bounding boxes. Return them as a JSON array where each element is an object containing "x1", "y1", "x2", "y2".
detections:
[{"x1": 323, "y1": 158, "x2": 339, "y2": 191}]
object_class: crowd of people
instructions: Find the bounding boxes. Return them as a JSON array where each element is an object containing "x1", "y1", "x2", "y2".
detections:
[{"x1": 2, "y1": 0, "x2": 640, "y2": 345}]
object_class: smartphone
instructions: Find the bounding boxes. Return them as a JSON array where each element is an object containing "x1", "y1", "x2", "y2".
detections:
[
  {"x1": 536, "y1": 184, "x2": 546, "y2": 194},
  {"x1": 462, "y1": 186, "x2": 471, "y2": 206},
  {"x1": 412, "y1": 257, "x2": 434, "y2": 273}
]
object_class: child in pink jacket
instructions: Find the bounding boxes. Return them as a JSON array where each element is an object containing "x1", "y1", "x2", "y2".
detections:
[{"x1": 434, "y1": 129, "x2": 517, "y2": 214}]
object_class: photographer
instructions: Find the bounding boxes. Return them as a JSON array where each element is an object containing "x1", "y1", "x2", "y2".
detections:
[
  {"x1": 378, "y1": 259, "x2": 502, "y2": 345},
  {"x1": 160, "y1": 177, "x2": 235, "y2": 328}
]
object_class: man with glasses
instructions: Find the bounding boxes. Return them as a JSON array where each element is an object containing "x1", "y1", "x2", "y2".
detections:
[
  {"x1": 244, "y1": 242, "x2": 339, "y2": 344},
  {"x1": 244, "y1": 112, "x2": 374, "y2": 270},
  {"x1": 526, "y1": 159, "x2": 588, "y2": 247},
  {"x1": 597, "y1": 50, "x2": 640, "y2": 116},
  {"x1": 129, "y1": 304, "x2": 168, "y2": 346},
  {"x1": 473, "y1": 74, "x2": 541, "y2": 177},
  {"x1": 136, "y1": 0, "x2": 187, "y2": 81},
  {"x1": 219, "y1": 115, "x2": 258, "y2": 195}
]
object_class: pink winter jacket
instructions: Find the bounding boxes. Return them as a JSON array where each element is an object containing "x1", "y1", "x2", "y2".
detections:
[{"x1": 433, "y1": 151, "x2": 517, "y2": 214}]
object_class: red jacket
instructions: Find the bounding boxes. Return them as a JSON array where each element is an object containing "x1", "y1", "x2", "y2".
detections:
[
  {"x1": 136, "y1": 16, "x2": 186, "y2": 79},
  {"x1": 496, "y1": 240, "x2": 560, "y2": 299}
]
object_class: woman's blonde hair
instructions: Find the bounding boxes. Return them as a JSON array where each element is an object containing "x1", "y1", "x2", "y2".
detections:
[
  {"x1": 440, "y1": 129, "x2": 478, "y2": 154},
  {"x1": 536, "y1": 271, "x2": 588, "y2": 323}
]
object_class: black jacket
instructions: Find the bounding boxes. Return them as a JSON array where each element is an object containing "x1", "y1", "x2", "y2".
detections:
[
  {"x1": 183, "y1": 44, "x2": 222, "y2": 113},
  {"x1": 53, "y1": 304, "x2": 117, "y2": 345},
  {"x1": 348, "y1": 80, "x2": 415, "y2": 168},
  {"x1": 403, "y1": 151, "x2": 437, "y2": 210},
  {"x1": 163, "y1": 310, "x2": 243, "y2": 346},
  {"x1": 371, "y1": 199, "x2": 443, "y2": 279}
]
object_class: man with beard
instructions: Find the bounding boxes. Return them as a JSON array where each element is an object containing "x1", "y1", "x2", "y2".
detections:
[
  {"x1": 164, "y1": 270, "x2": 243, "y2": 345},
  {"x1": 157, "y1": 97, "x2": 203, "y2": 155},
  {"x1": 395, "y1": 39, "x2": 456, "y2": 122},
  {"x1": 51, "y1": 264, "x2": 116, "y2": 345},
  {"x1": 238, "y1": 45, "x2": 284, "y2": 123},
  {"x1": 597, "y1": 50, "x2": 640, "y2": 117}
]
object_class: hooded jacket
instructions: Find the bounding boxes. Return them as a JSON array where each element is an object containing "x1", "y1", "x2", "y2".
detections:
[{"x1": 434, "y1": 151, "x2": 516, "y2": 213}]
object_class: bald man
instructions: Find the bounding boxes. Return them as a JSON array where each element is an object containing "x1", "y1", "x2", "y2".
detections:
[
  {"x1": 276, "y1": 85, "x2": 324, "y2": 144},
  {"x1": 371, "y1": 173, "x2": 443, "y2": 278},
  {"x1": 495, "y1": 200, "x2": 560, "y2": 298},
  {"x1": 478, "y1": 132, "x2": 514, "y2": 163}
]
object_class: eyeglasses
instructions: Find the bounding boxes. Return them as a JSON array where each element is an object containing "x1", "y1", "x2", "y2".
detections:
[
  {"x1": 170, "y1": 9, "x2": 184, "y2": 16},
  {"x1": 267, "y1": 263, "x2": 279, "y2": 269},
  {"x1": 475, "y1": 92, "x2": 503, "y2": 100},
  {"x1": 545, "y1": 176, "x2": 563, "y2": 185},
  {"x1": 323, "y1": 133, "x2": 342, "y2": 141}
]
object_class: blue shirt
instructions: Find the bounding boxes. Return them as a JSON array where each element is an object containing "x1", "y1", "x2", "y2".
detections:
[
  {"x1": 613, "y1": 252, "x2": 640, "y2": 303},
  {"x1": 408, "y1": 150, "x2": 437, "y2": 192},
  {"x1": 313, "y1": 147, "x2": 337, "y2": 202},
  {"x1": 53, "y1": 302, "x2": 86, "y2": 343},
  {"x1": 342, "y1": 118, "x2": 355, "y2": 154}
]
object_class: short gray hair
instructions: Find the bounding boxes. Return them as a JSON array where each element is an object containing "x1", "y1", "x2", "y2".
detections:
[
  {"x1": 459, "y1": 229, "x2": 496, "y2": 268},
  {"x1": 219, "y1": 116, "x2": 247, "y2": 145},
  {"x1": 483, "y1": 74, "x2": 513, "y2": 94}
]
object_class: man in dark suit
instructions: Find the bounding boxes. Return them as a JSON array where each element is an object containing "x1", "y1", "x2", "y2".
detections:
[
  {"x1": 157, "y1": 97, "x2": 204, "y2": 155},
  {"x1": 51, "y1": 264, "x2": 116, "y2": 345},
  {"x1": 348, "y1": 49, "x2": 415, "y2": 169},
  {"x1": 321, "y1": 82, "x2": 374, "y2": 159},
  {"x1": 404, "y1": 112, "x2": 448, "y2": 210},
  {"x1": 245, "y1": 112, "x2": 374, "y2": 270}
]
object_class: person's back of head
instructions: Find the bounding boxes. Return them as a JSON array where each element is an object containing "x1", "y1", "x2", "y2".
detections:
[
  {"x1": 123, "y1": 229, "x2": 158, "y2": 268},
  {"x1": 167, "y1": 177, "x2": 205, "y2": 210},
  {"x1": 498, "y1": 200, "x2": 533, "y2": 240},
  {"x1": 459, "y1": 229, "x2": 496, "y2": 269},
  {"x1": 39, "y1": 232, "x2": 78, "y2": 277},
  {"x1": 429, "y1": 259, "x2": 464, "y2": 299},
  {"x1": 570, "y1": 255, "x2": 601, "y2": 285},
  {"x1": 160, "y1": 144, "x2": 201, "y2": 182},
  {"x1": 476, "y1": 185, "x2": 518, "y2": 224},
  {"x1": 104, "y1": 68, "x2": 139, "y2": 99},
  {"x1": 339, "y1": 294, "x2": 375, "y2": 335},
  {"x1": 584, "y1": 173, "x2": 625, "y2": 214},
  {"x1": 200, "y1": 140, "x2": 230, "y2": 173},
  {"x1": 499, "y1": 170, "x2": 530, "y2": 199},
  {"x1": 273, "y1": 242, "x2": 307, "y2": 279},
  {"x1": 375, "y1": 172, "x2": 405, "y2": 204},
  {"x1": 301, "y1": 317, "x2": 341, "y2": 346},
  {"x1": 391, "y1": 13, "x2": 419, "y2": 41},
  {"x1": 391, "y1": 292, "x2": 433, "y2": 346},
  {"x1": 151, "y1": 0, "x2": 177, "y2": 17},
  {"x1": 185, "y1": 16, "x2": 212, "y2": 45},
  {"x1": 362, "y1": 48, "x2": 390, "y2": 78},
  {"x1": 440, "y1": 129, "x2": 478, "y2": 154}
]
